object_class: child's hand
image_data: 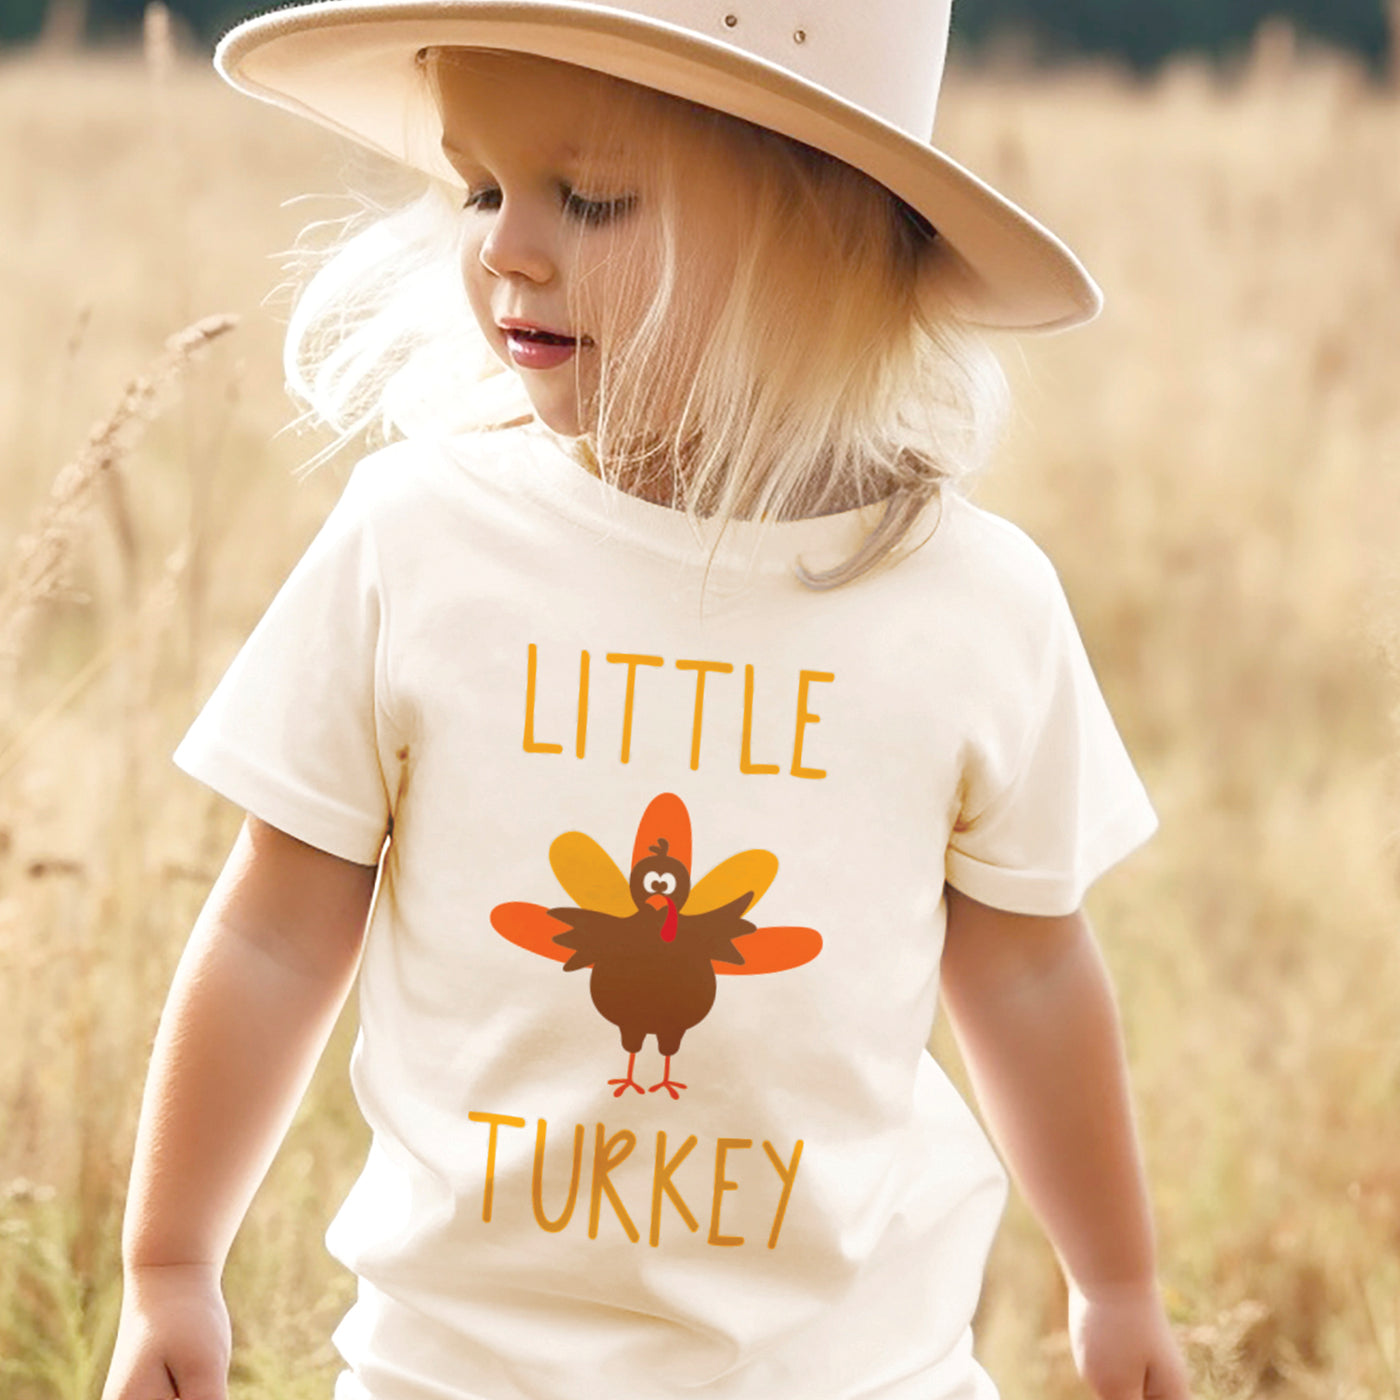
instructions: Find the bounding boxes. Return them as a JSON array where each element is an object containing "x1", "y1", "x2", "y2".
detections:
[
  {"x1": 1068, "y1": 1280, "x2": 1192, "y2": 1400},
  {"x1": 102, "y1": 1262, "x2": 231, "y2": 1400}
]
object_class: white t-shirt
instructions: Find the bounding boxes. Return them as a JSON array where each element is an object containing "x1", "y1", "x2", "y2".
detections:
[{"x1": 174, "y1": 424, "x2": 1157, "y2": 1400}]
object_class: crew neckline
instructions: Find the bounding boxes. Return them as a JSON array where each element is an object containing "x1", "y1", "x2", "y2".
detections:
[{"x1": 490, "y1": 421, "x2": 907, "y2": 575}]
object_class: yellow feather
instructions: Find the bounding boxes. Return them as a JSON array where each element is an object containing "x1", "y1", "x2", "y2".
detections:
[
  {"x1": 548, "y1": 831, "x2": 634, "y2": 916},
  {"x1": 687, "y1": 850, "x2": 777, "y2": 916}
]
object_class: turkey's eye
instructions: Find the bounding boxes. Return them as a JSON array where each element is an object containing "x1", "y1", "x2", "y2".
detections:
[{"x1": 643, "y1": 872, "x2": 677, "y2": 895}]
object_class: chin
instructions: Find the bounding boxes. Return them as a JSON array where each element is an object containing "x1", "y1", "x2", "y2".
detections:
[{"x1": 520, "y1": 385, "x2": 592, "y2": 438}]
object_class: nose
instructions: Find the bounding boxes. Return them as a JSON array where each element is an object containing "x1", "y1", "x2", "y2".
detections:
[{"x1": 477, "y1": 197, "x2": 555, "y2": 285}]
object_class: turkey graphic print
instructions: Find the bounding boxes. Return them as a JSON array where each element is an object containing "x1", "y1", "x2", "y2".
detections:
[{"x1": 491, "y1": 793, "x2": 823, "y2": 1099}]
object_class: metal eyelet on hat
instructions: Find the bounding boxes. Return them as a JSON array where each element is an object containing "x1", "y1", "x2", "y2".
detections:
[
  {"x1": 722, "y1": 13, "x2": 738, "y2": 28},
  {"x1": 793, "y1": 29, "x2": 807, "y2": 43}
]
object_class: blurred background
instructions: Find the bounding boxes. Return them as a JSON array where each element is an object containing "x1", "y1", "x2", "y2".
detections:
[
  {"x1": 0, "y1": 0, "x2": 1396, "y2": 69},
  {"x1": 2, "y1": 3, "x2": 1399, "y2": 1398}
]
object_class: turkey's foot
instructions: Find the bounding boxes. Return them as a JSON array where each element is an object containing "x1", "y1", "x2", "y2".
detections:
[
  {"x1": 648, "y1": 1056, "x2": 687, "y2": 1100},
  {"x1": 608, "y1": 1051, "x2": 646, "y2": 1097}
]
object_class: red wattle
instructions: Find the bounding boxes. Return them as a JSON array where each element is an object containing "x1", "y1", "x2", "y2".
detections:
[{"x1": 659, "y1": 899, "x2": 678, "y2": 942}]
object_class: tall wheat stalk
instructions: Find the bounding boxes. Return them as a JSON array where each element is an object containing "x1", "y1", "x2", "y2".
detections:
[{"x1": 0, "y1": 314, "x2": 237, "y2": 763}]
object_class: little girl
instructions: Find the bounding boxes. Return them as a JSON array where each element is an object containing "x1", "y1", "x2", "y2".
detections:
[{"x1": 103, "y1": 2, "x2": 1193, "y2": 1399}]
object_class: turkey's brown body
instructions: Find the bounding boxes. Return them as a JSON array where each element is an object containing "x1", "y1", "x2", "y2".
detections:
[{"x1": 549, "y1": 894, "x2": 753, "y2": 1056}]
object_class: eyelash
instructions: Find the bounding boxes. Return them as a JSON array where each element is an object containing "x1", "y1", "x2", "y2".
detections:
[
  {"x1": 568, "y1": 192, "x2": 638, "y2": 226},
  {"x1": 462, "y1": 186, "x2": 637, "y2": 227}
]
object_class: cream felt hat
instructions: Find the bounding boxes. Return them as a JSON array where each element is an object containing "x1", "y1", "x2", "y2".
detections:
[{"x1": 215, "y1": 0, "x2": 1102, "y2": 331}]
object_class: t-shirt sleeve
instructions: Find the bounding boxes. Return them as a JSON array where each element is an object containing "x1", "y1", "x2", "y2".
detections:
[
  {"x1": 944, "y1": 567, "x2": 1157, "y2": 918},
  {"x1": 173, "y1": 466, "x2": 394, "y2": 866}
]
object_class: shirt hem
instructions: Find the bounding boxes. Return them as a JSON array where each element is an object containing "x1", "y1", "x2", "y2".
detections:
[
  {"x1": 173, "y1": 732, "x2": 387, "y2": 866},
  {"x1": 944, "y1": 798, "x2": 1159, "y2": 917}
]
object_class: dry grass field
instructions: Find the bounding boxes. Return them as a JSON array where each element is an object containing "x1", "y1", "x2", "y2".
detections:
[{"x1": 2, "y1": 25, "x2": 1398, "y2": 1400}]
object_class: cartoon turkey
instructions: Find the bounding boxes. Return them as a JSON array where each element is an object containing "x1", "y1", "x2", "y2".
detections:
[{"x1": 490, "y1": 793, "x2": 822, "y2": 1099}]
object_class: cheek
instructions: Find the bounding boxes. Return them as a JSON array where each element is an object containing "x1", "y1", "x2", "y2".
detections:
[
  {"x1": 459, "y1": 246, "x2": 490, "y2": 324},
  {"x1": 460, "y1": 243, "x2": 511, "y2": 365},
  {"x1": 572, "y1": 226, "x2": 660, "y2": 336},
  {"x1": 683, "y1": 212, "x2": 741, "y2": 327}
]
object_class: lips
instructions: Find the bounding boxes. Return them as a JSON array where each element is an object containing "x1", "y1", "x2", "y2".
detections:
[{"x1": 499, "y1": 318, "x2": 592, "y2": 371}]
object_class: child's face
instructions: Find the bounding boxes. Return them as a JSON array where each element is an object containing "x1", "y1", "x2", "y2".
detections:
[{"x1": 438, "y1": 52, "x2": 730, "y2": 439}]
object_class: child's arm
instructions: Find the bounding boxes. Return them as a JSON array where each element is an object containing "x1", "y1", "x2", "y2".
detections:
[
  {"x1": 102, "y1": 815, "x2": 377, "y2": 1400},
  {"x1": 939, "y1": 887, "x2": 1191, "y2": 1400}
]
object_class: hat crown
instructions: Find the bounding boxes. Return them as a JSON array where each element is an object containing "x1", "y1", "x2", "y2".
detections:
[
  {"x1": 216, "y1": 0, "x2": 1100, "y2": 330},
  {"x1": 558, "y1": 0, "x2": 950, "y2": 138}
]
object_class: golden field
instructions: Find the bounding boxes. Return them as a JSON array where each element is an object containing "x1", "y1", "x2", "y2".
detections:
[{"x1": 1, "y1": 31, "x2": 1398, "y2": 1399}]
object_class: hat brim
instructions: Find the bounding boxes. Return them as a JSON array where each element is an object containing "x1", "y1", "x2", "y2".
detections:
[{"x1": 217, "y1": 1, "x2": 1102, "y2": 331}]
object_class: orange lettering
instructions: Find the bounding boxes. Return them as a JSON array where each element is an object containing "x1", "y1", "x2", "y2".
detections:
[
  {"x1": 762, "y1": 1139, "x2": 804, "y2": 1249},
  {"x1": 589, "y1": 1123, "x2": 640, "y2": 1242},
  {"x1": 605, "y1": 653, "x2": 664, "y2": 764},
  {"x1": 576, "y1": 650, "x2": 590, "y2": 760},
  {"x1": 650, "y1": 1131, "x2": 700, "y2": 1246},
  {"x1": 522, "y1": 644, "x2": 563, "y2": 754},
  {"x1": 468, "y1": 1111, "x2": 527, "y2": 1222},
  {"x1": 532, "y1": 1118, "x2": 585, "y2": 1233},
  {"x1": 675, "y1": 660, "x2": 734, "y2": 771},
  {"x1": 708, "y1": 1138, "x2": 752, "y2": 1247},
  {"x1": 791, "y1": 671, "x2": 834, "y2": 779},
  {"x1": 739, "y1": 663, "x2": 781, "y2": 775}
]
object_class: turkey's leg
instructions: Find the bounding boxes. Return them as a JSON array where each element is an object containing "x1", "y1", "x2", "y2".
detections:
[
  {"x1": 608, "y1": 1051, "x2": 646, "y2": 1097},
  {"x1": 648, "y1": 1056, "x2": 687, "y2": 1100}
]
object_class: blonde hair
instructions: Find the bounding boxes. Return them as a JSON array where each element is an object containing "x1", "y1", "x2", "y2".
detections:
[{"x1": 282, "y1": 50, "x2": 1010, "y2": 590}]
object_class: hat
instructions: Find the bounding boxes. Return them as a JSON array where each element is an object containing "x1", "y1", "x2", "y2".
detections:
[{"x1": 216, "y1": 0, "x2": 1102, "y2": 331}]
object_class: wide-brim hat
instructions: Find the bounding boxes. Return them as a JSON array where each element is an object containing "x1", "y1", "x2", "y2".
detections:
[{"x1": 216, "y1": 0, "x2": 1103, "y2": 332}]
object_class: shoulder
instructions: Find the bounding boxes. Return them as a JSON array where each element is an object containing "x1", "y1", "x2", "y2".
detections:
[
  {"x1": 922, "y1": 490, "x2": 1069, "y2": 630},
  {"x1": 338, "y1": 436, "x2": 461, "y2": 510},
  {"x1": 937, "y1": 491, "x2": 1061, "y2": 588},
  {"x1": 334, "y1": 428, "x2": 531, "y2": 525},
  {"x1": 326, "y1": 427, "x2": 566, "y2": 582}
]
